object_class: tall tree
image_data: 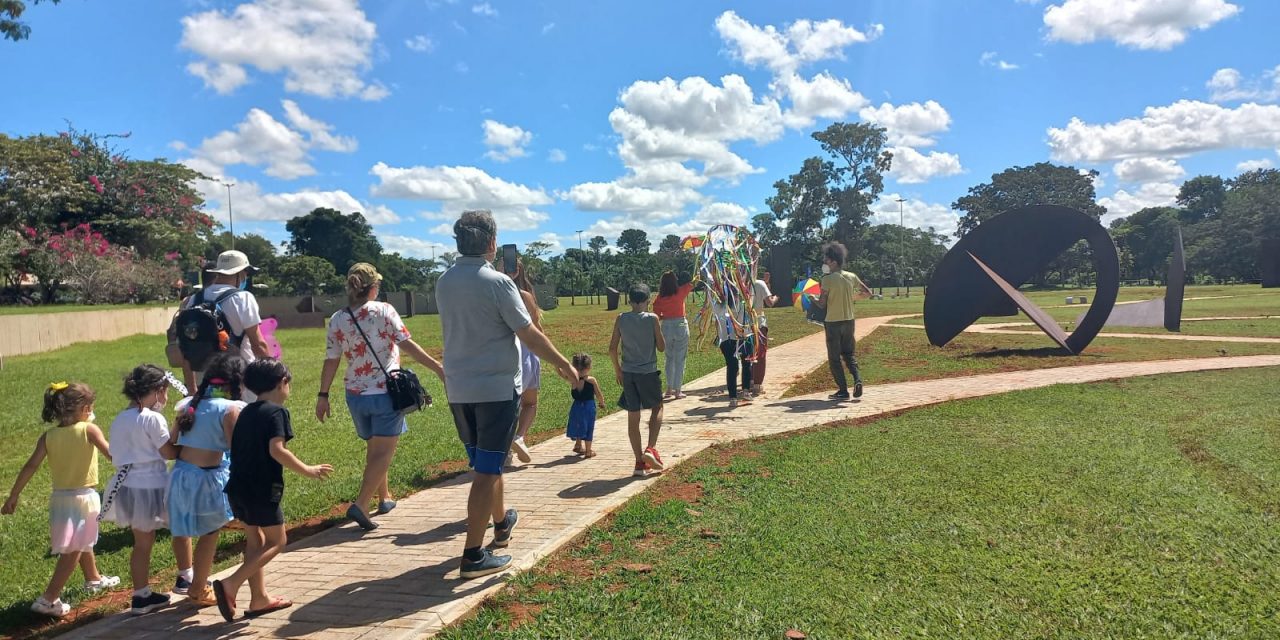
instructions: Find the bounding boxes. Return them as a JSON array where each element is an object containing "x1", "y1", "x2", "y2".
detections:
[
  {"x1": 2, "y1": 0, "x2": 60, "y2": 41},
  {"x1": 285, "y1": 207, "x2": 382, "y2": 273},
  {"x1": 1110, "y1": 207, "x2": 1180, "y2": 281},
  {"x1": 1176, "y1": 175, "x2": 1226, "y2": 224},
  {"x1": 205, "y1": 232, "x2": 278, "y2": 272},
  {"x1": 952, "y1": 162, "x2": 1106, "y2": 238},
  {"x1": 376, "y1": 253, "x2": 437, "y2": 292},
  {"x1": 588, "y1": 235, "x2": 608, "y2": 254},
  {"x1": 616, "y1": 229, "x2": 650, "y2": 256},
  {"x1": 275, "y1": 255, "x2": 340, "y2": 296}
]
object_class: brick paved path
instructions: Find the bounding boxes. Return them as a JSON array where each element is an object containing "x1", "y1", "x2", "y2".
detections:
[{"x1": 72, "y1": 316, "x2": 1280, "y2": 640}]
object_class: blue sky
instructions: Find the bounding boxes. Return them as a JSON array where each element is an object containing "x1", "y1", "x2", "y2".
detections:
[{"x1": 6, "y1": 0, "x2": 1280, "y2": 258}]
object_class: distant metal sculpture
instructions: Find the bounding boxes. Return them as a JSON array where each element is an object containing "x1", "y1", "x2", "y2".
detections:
[
  {"x1": 1263, "y1": 239, "x2": 1280, "y2": 288},
  {"x1": 1084, "y1": 226, "x2": 1184, "y2": 331},
  {"x1": 924, "y1": 205, "x2": 1119, "y2": 354}
]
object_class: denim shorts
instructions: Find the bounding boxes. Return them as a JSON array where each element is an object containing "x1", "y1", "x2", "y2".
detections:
[{"x1": 346, "y1": 392, "x2": 408, "y2": 441}]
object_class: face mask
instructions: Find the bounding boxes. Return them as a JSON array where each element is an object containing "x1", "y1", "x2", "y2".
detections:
[
  {"x1": 87, "y1": 411, "x2": 96, "y2": 423},
  {"x1": 821, "y1": 264, "x2": 832, "y2": 275},
  {"x1": 238, "y1": 277, "x2": 250, "y2": 291},
  {"x1": 149, "y1": 399, "x2": 167, "y2": 412}
]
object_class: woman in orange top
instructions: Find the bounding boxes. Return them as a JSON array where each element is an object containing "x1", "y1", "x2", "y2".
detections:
[{"x1": 652, "y1": 271, "x2": 694, "y2": 399}]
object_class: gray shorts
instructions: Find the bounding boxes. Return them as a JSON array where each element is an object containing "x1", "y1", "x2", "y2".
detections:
[
  {"x1": 450, "y1": 391, "x2": 521, "y2": 475},
  {"x1": 618, "y1": 371, "x2": 662, "y2": 412}
]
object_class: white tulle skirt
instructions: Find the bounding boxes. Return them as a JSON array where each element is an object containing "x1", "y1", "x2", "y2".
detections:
[{"x1": 100, "y1": 461, "x2": 170, "y2": 532}]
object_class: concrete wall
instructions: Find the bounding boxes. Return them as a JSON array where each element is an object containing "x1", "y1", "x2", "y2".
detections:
[{"x1": 0, "y1": 306, "x2": 180, "y2": 358}]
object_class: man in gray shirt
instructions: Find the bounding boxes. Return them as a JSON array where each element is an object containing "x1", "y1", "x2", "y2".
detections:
[{"x1": 436, "y1": 210, "x2": 578, "y2": 579}]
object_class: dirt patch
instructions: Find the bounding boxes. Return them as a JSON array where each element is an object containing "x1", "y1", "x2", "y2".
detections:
[
  {"x1": 502, "y1": 602, "x2": 544, "y2": 631},
  {"x1": 634, "y1": 531, "x2": 674, "y2": 552},
  {"x1": 712, "y1": 442, "x2": 761, "y2": 467},
  {"x1": 545, "y1": 555, "x2": 596, "y2": 581},
  {"x1": 648, "y1": 480, "x2": 704, "y2": 505}
]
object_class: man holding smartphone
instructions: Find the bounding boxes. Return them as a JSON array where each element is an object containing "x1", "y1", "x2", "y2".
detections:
[{"x1": 435, "y1": 210, "x2": 580, "y2": 578}]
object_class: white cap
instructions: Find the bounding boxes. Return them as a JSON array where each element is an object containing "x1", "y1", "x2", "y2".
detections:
[{"x1": 207, "y1": 250, "x2": 257, "y2": 275}]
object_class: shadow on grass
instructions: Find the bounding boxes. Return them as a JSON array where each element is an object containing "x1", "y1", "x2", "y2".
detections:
[
  {"x1": 558, "y1": 477, "x2": 643, "y2": 500},
  {"x1": 274, "y1": 558, "x2": 499, "y2": 638}
]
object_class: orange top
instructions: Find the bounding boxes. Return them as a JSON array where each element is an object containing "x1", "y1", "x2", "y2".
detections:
[{"x1": 652, "y1": 283, "x2": 694, "y2": 320}]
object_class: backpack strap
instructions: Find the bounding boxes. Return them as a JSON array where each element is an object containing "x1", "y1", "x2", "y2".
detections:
[
  {"x1": 210, "y1": 289, "x2": 245, "y2": 342},
  {"x1": 345, "y1": 307, "x2": 392, "y2": 380}
]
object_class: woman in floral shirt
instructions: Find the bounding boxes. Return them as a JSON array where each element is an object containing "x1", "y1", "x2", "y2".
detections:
[{"x1": 315, "y1": 263, "x2": 444, "y2": 531}]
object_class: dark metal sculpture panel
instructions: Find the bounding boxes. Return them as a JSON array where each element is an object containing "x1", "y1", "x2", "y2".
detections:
[
  {"x1": 1262, "y1": 239, "x2": 1280, "y2": 288},
  {"x1": 924, "y1": 205, "x2": 1120, "y2": 354},
  {"x1": 1165, "y1": 227, "x2": 1186, "y2": 332}
]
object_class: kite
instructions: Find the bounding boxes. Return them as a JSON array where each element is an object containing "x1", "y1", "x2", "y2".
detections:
[{"x1": 685, "y1": 224, "x2": 764, "y2": 358}]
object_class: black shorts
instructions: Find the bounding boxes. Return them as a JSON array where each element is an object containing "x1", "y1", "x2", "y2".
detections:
[
  {"x1": 618, "y1": 371, "x2": 662, "y2": 412},
  {"x1": 227, "y1": 493, "x2": 284, "y2": 528},
  {"x1": 450, "y1": 391, "x2": 521, "y2": 475}
]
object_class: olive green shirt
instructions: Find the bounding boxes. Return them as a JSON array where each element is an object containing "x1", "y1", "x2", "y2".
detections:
[{"x1": 821, "y1": 270, "x2": 865, "y2": 323}]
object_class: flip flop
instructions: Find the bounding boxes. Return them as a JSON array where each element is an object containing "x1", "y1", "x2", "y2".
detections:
[
  {"x1": 245, "y1": 596, "x2": 293, "y2": 618},
  {"x1": 212, "y1": 580, "x2": 235, "y2": 622}
]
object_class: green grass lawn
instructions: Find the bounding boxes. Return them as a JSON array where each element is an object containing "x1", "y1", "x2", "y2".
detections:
[
  {"x1": 0, "y1": 299, "x2": 819, "y2": 633},
  {"x1": 441, "y1": 367, "x2": 1280, "y2": 639},
  {"x1": 784, "y1": 326, "x2": 1280, "y2": 397},
  {"x1": 0, "y1": 302, "x2": 176, "y2": 316},
  {"x1": 995, "y1": 318, "x2": 1280, "y2": 339}
]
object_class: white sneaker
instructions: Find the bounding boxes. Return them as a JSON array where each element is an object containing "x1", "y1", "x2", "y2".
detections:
[
  {"x1": 85, "y1": 575, "x2": 121, "y2": 592},
  {"x1": 32, "y1": 597, "x2": 70, "y2": 617},
  {"x1": 730, "y1": 398, "x2": 739, "y2": 408},
  {"x1": 511, "y1": 437, "x2": 532, "y2": 463}
]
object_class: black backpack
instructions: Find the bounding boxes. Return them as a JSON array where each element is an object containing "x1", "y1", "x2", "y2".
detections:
[{"x1": 175, "y1": 288, "x2": 242, "y2": 370}]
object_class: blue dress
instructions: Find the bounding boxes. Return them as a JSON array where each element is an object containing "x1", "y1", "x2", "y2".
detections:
[{"x1": 566, "y1": 379, "x2": 597, "y2": 442}]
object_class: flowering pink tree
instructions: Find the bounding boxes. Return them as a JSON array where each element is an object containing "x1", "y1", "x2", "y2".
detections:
[{"x1": 18, "y1": 223, "x2": 179, "y2": 304}]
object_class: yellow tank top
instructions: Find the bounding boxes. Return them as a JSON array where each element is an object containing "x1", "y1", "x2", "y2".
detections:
[{"x1": 45, "y1": 422, "x2": 98, "y2": 490}]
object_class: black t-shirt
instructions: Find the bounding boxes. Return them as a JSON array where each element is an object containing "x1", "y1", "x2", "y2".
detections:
[{"x1": 225, "y1": 401, "x2": 293, "y2": 502}]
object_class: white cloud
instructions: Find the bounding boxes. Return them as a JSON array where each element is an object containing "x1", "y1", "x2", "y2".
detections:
[
  {"x1": 184, "y1": 101, "x2": 356, "y2": 180},
  {"x1": 1098, "y1": 182, "x2": 1180, "y2": 224},
  {"x1": 1207, "y1": 66, "x2": 1280, "y2": 103},
  {"x1": 1047, "y1": 100, "x2": 1280, "y2": 163},
  {"x1": 194, "y1": 178, "x2": 401, "y2": 226},
  {"x1": 533, "y1": 232, "x2": 563, "y2": 253},
  {"x1": 481, "y1": 120, "x2": 533, "y2": 162},
  {"x1": 778, "y1": 72, "x2": 868, "y2": 128},
  {"x1": 542, "y1": 22, "x2": 556, "y2": 34},
  {"x1": 454, "y1": 61, "x2": 470, "y2": 74},
  {"x1": 565, "y1": 183, "x2": 702, "y2": 218},
  {"x1": 582, "y1": 202, "x2": 752, "y2": 245},
  {"x1": 714, "y1": 10, "x2": 882, "y2": 75},
  {"x1": 858, "y1": 100, "x2": 951, "y2": 147},
  {"x1": 979, "y1": 51, "x2": 1020, "y2": 71},
  {"x1": 369, "y1": 162, "x2": 553, "y2": 231},
  {"x1": 548, "y1": 148, "x2": 567, "y2": 163},
  {"x1": 1043, "y1": 0, "x2": 1240, "y2": 50},
  {"x1": 871, "y1": 194, "x2": 960, "y2": 237},
  {"x1": 1236, "y1": 158, "x2": 1273, "y2": 172},
  {"x1": 405, "y1": 35, "x2": 435, "y2": 53},
  {"x1": 180, "y1": 0, "x2": 386, "y2": 100},
  {"x1": 378, "y1": 234, "x2": 448, "y2": 259},
  {"x1": 887, "y1": 147, "x2": 963, "y2": 184},
  {"x1": 472, "y1": 2, "x2": 497, "y2": 17},
  {"x1": 1113, "y1": 157, "x2": 1185, "y2": 183}
]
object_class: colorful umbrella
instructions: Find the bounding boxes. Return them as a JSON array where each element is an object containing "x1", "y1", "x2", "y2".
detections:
[
  {"x1": 681, "y1": 235, "x2": 704, "y2": 251},
  {"x1": 792, "y1": 278, "x2": 821, "y2": 310}
]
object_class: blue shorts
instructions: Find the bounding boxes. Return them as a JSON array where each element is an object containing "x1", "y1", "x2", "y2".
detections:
[
  {"x1": 450, "y1": 391, "x2": 520, "y2": 475},
  {"x1": 346, "y1": 392, "x2": 408, "y2": 441}
]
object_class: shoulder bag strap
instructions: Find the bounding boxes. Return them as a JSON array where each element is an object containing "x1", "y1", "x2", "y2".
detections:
[{"x1": 345, "y1": 307, "x2": 393, "y2": 380}]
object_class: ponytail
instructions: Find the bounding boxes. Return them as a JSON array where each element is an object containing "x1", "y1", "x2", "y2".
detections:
[
  {"x1": 177, "y1": 353, "x2": 245, "y2": 433},
  {"x1": 43, "y1": 382, "x2": 95, "y2": 424}
]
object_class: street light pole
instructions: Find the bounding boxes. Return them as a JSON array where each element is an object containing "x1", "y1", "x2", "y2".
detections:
[
  {"x1": 896, "y1": 196, "x2": 906, "y2": 297},
  {"x1": 576, "y1": 229, "x2": 585, "y2": 304},
  {"x1": 223, "y1": 182, "x2": 236, "y2": 250}
]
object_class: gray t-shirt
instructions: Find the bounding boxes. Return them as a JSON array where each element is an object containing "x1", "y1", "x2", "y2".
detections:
[
  {"x1": 618, "y1": 311, "x2": 659, "y2": 374},
  {"x1": 436, "y1": 256, "x2": 533, "y2": 403}
]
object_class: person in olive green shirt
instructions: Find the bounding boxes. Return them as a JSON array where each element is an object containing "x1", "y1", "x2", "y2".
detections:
[{"x1": 811, "y1": 242, "x2": 873, "y2": 400}]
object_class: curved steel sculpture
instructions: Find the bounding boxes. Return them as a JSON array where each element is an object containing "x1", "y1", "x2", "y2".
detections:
[{"x1": 924, "y1": 205, "x2": 1119, "y2": 354}]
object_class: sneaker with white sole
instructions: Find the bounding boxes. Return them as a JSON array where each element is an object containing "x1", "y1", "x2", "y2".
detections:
[
  {"x1": 173, "y1": 574, "x2": 191, "y2": 595},
  {"x1": 490, "y1": 508, "x2": 518, "y2": 548},
  {"x1": 633, "y1": 465, "x2": 650, "y2": 478},
  {"x1": 85, "y1": 575, "x2": 121, "y2": 592},
  {"x1": 31, "y1": 597, "x2": 70, "y2": 618},
  {"x1": 459, "y1": 548, "x2": 512, "y2": 579},
  {"x1": 130, "y1": 591, "x2": 171, "y2": 615},
  {"x1": 642, "y1": 447, "x2": 665, "y2": 471},
  {"x1": 511, "y1": 437, "x2": 532, "y2": 463}
]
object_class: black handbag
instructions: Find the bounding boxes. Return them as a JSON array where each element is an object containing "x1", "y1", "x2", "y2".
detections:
[{"x1": 346, "y1": 307, "x2": 431, "y2": 415}]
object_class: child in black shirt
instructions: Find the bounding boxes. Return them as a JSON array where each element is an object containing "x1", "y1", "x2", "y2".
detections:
[{"x1": 213, "y1": 359, "x2": 332, "y2": 622}]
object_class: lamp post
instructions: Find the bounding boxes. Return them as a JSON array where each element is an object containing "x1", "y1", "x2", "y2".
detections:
[
  {"x1": 896, "y1": 196, "x2": 906, "y2": 297},
  {"x1": 222, "y1": 182, "x2": 236, "y2": 249}
]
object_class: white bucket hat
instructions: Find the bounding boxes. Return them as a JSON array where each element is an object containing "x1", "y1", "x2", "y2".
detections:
[{"x1": 207, "y1": 250, "x2": 258, "y2": 275}]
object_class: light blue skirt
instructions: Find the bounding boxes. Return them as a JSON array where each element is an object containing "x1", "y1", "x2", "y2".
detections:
[{"x1": 167, "y1": 459, "x2": 231, "y2": 537}]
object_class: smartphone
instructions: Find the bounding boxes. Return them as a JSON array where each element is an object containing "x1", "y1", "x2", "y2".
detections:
[{"x1": 502, "y1": 244, "x2": 518, "y2": 275}]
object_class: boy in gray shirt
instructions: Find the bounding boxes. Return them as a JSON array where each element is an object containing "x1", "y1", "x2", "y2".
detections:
[{"x1": 609, "y1": 284, "x2": 666, "y2": 477}]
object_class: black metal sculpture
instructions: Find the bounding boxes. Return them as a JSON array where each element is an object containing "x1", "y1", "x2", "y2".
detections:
[
  {"x1": 1084, "y1": 225, "x2": 1184, "y2": 332},
  {"x1": 924, "y1": 205, "x2": 1120, "y2": 354},
  {"x1": 1263, "y1": 239, "x2": 1280, "y2": 288}
]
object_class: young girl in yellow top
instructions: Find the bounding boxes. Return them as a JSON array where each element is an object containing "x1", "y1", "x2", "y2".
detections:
[{"x1": 2, "y1": 382, "x2": 118, "y2": 618}]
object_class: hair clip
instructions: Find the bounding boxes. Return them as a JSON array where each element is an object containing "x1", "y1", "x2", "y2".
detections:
[
  {"x1": 206, "y1": 377, "x2": 228, "y2": 386},
  {"x1": 48, "y1": 381, "x2": 69, "y2": 392},
  {"x1": 162, "y1": 371, "x2": 189, "y2": 397}
]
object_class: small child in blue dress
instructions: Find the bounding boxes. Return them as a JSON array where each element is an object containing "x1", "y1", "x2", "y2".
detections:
[{"x1": 566, "y1": 353, "x2": 606, "y2": 458}]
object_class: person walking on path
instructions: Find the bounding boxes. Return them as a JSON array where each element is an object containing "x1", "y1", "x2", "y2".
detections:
[
  {"x1": 436, "y1": 210, "x2": 579, "y2": 579},
  {"x1": 4, "y1": 382, "x2": 118, "y2": 618},
  {"x1": 713, "y1": 289, "x2": 755, "y2": 407},
  {"x1": 811, "y1": 242, "x2": 873, "y2": 400},
  {"x1": 652, "y1": 271, "x2": 694, "y2": 400},
  {"x1": 509, "y1": 259, "x2": 543, "y2": 465},
  {"x1": 565, "y1": 353, "x2": 606, "y2": 458},
  {"x1": 610, "y1": 284, "x2": 667, "y2": 477},
  {"x1": 179, "y1": 251, "x2": 272, "y2": 395},
  {"x1": 316, "y1": 263, "x2": 444, "y2": 531},
  {"x1": 215, "y1": 359, "x2": 332, "y2": 622},
  {"x1": 750, "y1": 270, "x2": 779, "y2": 396}
]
